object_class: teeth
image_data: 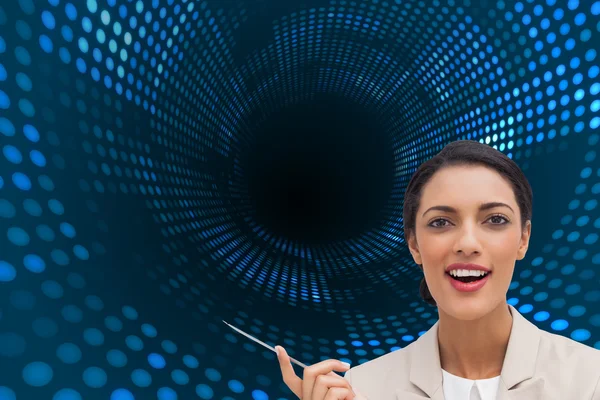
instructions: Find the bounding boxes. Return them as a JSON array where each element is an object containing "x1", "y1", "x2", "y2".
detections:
[{"x1": 449, "y1": 269, "x2": 489, "y2": 277}]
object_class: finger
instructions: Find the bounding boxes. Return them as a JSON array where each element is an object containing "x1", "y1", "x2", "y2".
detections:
[
  {"x1": 276, "y1": 346, "x2": 303, "y2": 398},
  {"x1": 302, "y1": 359, "x2": 351, "y2": 400},
  {"x1": 310, "y1": 373, "x2": 355, "y2": 400},
  {"x1": 323, "y1": 386, "x2": 355, "y2": 400}
]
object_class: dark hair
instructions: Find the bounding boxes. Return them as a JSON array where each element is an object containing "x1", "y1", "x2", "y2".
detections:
[{"x1": 402, "y1": 140, "x2": 533, "y2": 307}]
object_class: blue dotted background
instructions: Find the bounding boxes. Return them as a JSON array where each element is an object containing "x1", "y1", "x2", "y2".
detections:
[{"x1": 0, "y1": 0, "x2": 599, "y2": 398}]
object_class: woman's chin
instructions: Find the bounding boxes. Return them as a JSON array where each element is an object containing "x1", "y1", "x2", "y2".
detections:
[{"x1": 441, "y1": 301, "x2": 492, "y2": 321}]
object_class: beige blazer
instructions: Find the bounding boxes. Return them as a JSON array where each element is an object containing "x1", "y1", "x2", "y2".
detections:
[{"x1": 343, "y1": 303, "x2": 600, "y2": 400}]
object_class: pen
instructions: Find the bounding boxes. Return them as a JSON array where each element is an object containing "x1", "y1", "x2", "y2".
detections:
[
  {"x1": 223, "y1": 320, "x2": 366, "y2": 399},
  {"x1": 222, "y1": 320, "x2": 309, "y2": 368}
]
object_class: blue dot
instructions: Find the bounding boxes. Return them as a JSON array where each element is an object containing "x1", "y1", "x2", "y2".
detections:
[
  {"x1": 7, "y1": 227, "x2": 29, "y2": 246},
  {"x1": 12, "y1": 172, "x2": 31, "y2": 190},
  {"x1": 551, "y1": 319, "x2": 569, "y2": 331},
  {"x1": 171, "y1": 369, "x2": 189, "y2": 385},
  {"x1": 85, "y1": 295, "x2": 104, "y2": 311},
  {"x1": 569, "y1": 305, "x2": 586, "y2": 317},
  {"x1": 0, "y1": 118, "x2": 15, "y2": 136},
  {"x1": 252, "y1": 389, "x2": 269, "y2": 400},
  {"x1": 53, "y1": 389, "x2": 82, "y2": 400},
  {"x1": 65, "y1": 4, "x2": 77, "y2": 19},
  {"x1": 107, "y1": 349, "x2": 128, "y2": 368},
  {"x1": 183, "y1": 355, "x2": 199, "y2": 369},
  {"x1": 3, "y1": 145, "x2": 22, "y2": 164},
  {"x1": 15, "y1": 62, "x2": 33, "y2": 82},
  {"x1": 105, "y1": 316, "x2": 123, "y2": 332},
  {"x1": 126, "y1": 335, "x2": 144, "y2": 351},
  {"x1": 83, "y1": 328, "x2": 104, "y2": 346},
  {"x1": 0, "y1": 199, "x2": 16, "y2": 218},
  {"x1": 205, "y1": 368, "x2": 220, "y2": 382},
  {"x1": 162, "y1": 340, "x2": 177, "y2": 354},
  {"x1": 196, "y1": 384, "x2": 213, "y2": 399},
  {"x1": 24, "y1": 254, "x2": 45, "y2": 273},
  {"x1": 131, "y1": 369, "x2": 152, "y2": 387},
  {"x1": 23, "y1": 199, "x2": 42, "y2": 216},
  {"x1": 142, "y1": 323, "x2": 157, "y2": 337},
  {"x1": 0, "y1": 90, "x2": 10, "y2": 109},
  {"x1": 228, "y1": 380, "x2": 244, "y2": 393},
  {"x1": 56, "y1": 343, "x2": 82, "y2": 364},
  {"x1": 23, "y1": 362, "x2": 53, "y2": 387},
  {"x1": 571, "y1": 328, "x2": 591, "y2": 341},
  {"x1": 38, "y1": 175, "x2": 54, "y2": 191},
  {"x1": 83, "y1": 367, "x2": 107, "y2": 388},
  {"x1": 148, "y1": 353, "x2": 166, "y2": 369},
  {"x1": 87, "y1": 0, "x2": 98, "y2": 13},
  {"x1": 51, "y1": 249, "x2": 70, "y2": 266},
  {"x1": 157, "y1": 387, "x2": 177, "y2": 400},
  {"x1": 67, "y1": 272, "x2": 85, "y2": 289},
  {"x1": 18, "y1": 98, "x2": 35, "y2": 117},
  {"x1": 23, "y1": 124, "x2": 39, "y2": 142},
  {"x1": 122, "y1": 305, "x2": 138, "y2": 320},
  {"x1": 37, "y1": 225, "x2": 55, "y2": 241},
  {"x1": 111, "y1": 389, "x2": 134, "y2": 400},
  {"x1": 48, "y1": 199, "x2": 64, "y2": 214},
  {"x1": 534, "y1": 311, "x2": 550, "y2": 321},
  {"x1": 0, "y1": 387, "x2": 16, "y2": 400},
  {"x1": 40, "y1": 33, "x2": 54, "y2": 52},
  {"x1": 30, "y1": 150, "x2": 46, "y2": 167},
  {"x1": 0, "y1": 118, "x2": 15, "y2": 137},
  {"x1": 0, "y1": 261, "x2": 16, "y2": 282},
  {"x1": 18, "y1": 0, "x2": 35, "y2": 15},
  {"x1": 41, "y1": 11, "x2": 56, "y2": 29},
  {"x1": 73, "y1": 244, "x2": 89, "y2": 260},
  {"x1": 42, "y1": 280, "x2": 64, "y2": 299},
  {"x1": 60, "y1": 222, "x2": 76, "y2": 238},
  {"x1": 62, "y1": 305, "x2": 83, "y2": 323}
]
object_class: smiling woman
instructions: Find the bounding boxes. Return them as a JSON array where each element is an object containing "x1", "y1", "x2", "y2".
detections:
[{"x1": 335, "y1": 140, "x2": 600, "y2": 400}]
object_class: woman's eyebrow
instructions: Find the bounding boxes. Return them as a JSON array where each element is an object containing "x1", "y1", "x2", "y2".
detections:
[{"x1": 422, "y1": 202, "x2": 514, "y2": 217}]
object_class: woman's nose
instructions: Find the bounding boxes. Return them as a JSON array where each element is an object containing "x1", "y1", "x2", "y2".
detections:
[{"x1": 453, "y1": 226, "x2": 482, "y2": 255}]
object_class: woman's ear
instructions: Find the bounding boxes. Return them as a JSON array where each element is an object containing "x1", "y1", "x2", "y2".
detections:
[
  {"x1": 407, "y1": 232, "x2": 422, "y2": 265},
  {"x1": 516, "y1": 220, "x2": 532, "y2": 260}
]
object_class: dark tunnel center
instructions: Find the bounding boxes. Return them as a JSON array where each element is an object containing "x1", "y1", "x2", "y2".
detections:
[{"x1": 244, "y1": 93, "x2": 395, "y2": 244}]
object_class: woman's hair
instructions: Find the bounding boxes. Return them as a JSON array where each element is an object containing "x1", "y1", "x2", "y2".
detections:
[{"x1": 402, "y1": 140, "x2": 533, "y2": 307}]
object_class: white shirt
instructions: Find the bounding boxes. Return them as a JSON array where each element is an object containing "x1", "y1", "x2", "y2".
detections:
[{"x1": 442, "y1": 369, "x2": 501, "y2": 400}]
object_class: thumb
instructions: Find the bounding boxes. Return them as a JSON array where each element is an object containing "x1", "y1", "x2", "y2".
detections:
[{"x1": 275, "y1": 345, "x2": 302, "y2": 397}]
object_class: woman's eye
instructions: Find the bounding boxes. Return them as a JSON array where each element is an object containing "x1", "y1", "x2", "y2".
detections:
[
  {"x1": 430, "y1": 218, "x2": 450, "y2": 227},
  {"x1": 489, "y1": 215, "x2": 509, "y2": 224}
]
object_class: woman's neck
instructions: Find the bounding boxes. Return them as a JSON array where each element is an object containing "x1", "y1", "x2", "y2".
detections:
[{"x1": 437, "y1": 302, "x2": 513, "y2": 380}]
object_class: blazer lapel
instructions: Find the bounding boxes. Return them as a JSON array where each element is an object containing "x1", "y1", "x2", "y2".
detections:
[
  {"x1": 497, "y1": 304, "x2": 545, "y2": 399},
  {"x1": 396, "y1": 304, "x2": 544, "y2": 400},
  {"x1": 396, "y1": 318, "x2": 446, "y2": 399},
  {"x1": 496, "y1": 376, "x2": 546, "y2": 400}
]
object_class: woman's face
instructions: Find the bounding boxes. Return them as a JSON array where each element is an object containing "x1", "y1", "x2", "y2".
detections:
[{"x1": 407, "y1": 165, "x2": 531, "y2": 321}]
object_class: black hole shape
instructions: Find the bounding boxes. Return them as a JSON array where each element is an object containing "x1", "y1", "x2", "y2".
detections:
[{"x1": 243, "y1": 93, "x2": 396, "y2": 245}]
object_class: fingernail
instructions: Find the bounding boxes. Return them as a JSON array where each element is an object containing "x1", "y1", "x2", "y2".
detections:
[
  {"x1": 275, "y1": 346, "x2": 280, "y2": 357},
  {"x1": 341, "y1": 361, "x2": 351, "y2": 368}
]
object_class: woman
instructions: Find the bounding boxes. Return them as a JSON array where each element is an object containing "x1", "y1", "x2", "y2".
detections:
[{"x1": 275, "y1": 140, "x2": 600, "y2": 400}]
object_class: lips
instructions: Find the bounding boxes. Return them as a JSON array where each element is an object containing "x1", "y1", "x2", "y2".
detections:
[{"x1": 445, "y1": 268, "x2": 491, "y2": 293}]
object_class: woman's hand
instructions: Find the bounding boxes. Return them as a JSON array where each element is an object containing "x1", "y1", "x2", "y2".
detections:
[{"x1": 275, "y1": 345, "x2": 360, "y2": 400}]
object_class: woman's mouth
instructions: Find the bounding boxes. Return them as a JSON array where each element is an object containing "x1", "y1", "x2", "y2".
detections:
[{"x1": 445, "y1": 271, "x2": 491, "y2": 292}]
